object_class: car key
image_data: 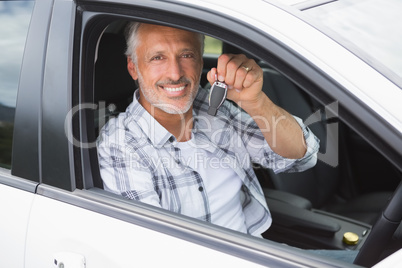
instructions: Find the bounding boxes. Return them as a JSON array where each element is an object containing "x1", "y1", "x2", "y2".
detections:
[{"x1": 208, "y1": 75, "x2": 228, "y2": 116}]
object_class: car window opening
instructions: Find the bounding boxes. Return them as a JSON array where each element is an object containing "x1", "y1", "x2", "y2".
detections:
[{"x1": 88, "y1": 19, "x2": 402, "y2": 263}]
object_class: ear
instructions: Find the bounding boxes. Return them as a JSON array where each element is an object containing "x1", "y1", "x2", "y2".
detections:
[{"x1": 127, "y1": 57, "x2": 138, "y2": 80}]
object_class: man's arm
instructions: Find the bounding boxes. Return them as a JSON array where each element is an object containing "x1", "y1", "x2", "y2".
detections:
[{"x1": 207, "y1": 54, "x2": 306, "y2": 159}]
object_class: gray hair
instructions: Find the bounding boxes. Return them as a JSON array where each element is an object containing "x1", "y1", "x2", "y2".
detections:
[{"x1": 124, "y1": 21, "x2": 205, "y2": 64}]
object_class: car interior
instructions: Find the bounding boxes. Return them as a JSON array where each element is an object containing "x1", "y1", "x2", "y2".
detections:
[{"x1": 90, "y1": 20, "x2": 402, "y2": 263}]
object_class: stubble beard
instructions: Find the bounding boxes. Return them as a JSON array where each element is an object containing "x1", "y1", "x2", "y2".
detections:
[{"x1": 137, "y1": 68, "x2": 201, "y2": 115}]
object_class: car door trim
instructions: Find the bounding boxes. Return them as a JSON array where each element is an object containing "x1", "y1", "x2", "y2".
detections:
[
  {"x1": 36, "y1": 183, "x2": 349, "y2": 267},
  {"x1": 0, "y1": 168, "x2": 38, "y2": 193}
]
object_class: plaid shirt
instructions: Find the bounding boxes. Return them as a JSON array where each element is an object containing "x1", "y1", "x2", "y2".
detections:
[{"x1": 97, "y1": 87, "x2": 319, "y2": 236}]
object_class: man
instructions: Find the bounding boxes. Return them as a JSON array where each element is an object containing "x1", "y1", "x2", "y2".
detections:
[{"x1": 97, "y1": 22, "x2": 319, "y2": 237}]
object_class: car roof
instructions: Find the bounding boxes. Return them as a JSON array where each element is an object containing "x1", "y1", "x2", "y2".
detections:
[{"x1": 269, "y1": 0, "x2": 336, "y2": 10}]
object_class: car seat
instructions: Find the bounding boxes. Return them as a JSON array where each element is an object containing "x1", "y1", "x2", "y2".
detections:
[
  {"x1": 91, "y1": 31, "x2": 136, "y2": 189},
  {"x1": 94, "y1": 32, "x2": 136, "y2": 130},
  {"x1": 259, "y1": 67, "x2": 392, "y2": 225}
]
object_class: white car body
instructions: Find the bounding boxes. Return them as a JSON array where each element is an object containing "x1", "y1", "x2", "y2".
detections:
[{"x1": 1, "y1": 0, "x2": 401, "y2": 267}]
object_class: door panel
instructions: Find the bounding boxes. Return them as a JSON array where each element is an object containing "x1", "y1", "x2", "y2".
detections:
[
  {"x1": 0, "y1": 182, "x2": 35, "y2": 268},
  {"x1": 25, "y1": 194, "x2": 265, "y2": 268}
]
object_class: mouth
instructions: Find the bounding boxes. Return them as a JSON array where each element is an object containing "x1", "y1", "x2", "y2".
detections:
[
  {"x1": 163, "y1": 85, "x2": 186, "y2": 92},
  {"x1": 159, "y1": 84, "x2": 188, "y2": 96}
]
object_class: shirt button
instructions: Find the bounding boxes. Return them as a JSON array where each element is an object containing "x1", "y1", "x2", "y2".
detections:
[
  {"x1": 168, "y1": 136, "x2": 175, "y2": 143},
  {"x1": 198, "y1": 186, "x2": 204, "y2": 192}
]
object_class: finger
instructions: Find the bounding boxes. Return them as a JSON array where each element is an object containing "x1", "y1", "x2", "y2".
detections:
[
  {"x1": 232, "y1": 65, "x2": 249, "y2": 91},
  {"x1": 243, "y1": 66, "x2": 263, "y2": 89},
  {"x1": 231, "y1": 58, "x2": 257, "y2": 90},
  {"x1": 206, "y1": 68, "x2": 217, "y2": 86},
  {"x1": 241, "y1": 59, "x2": 262, "y2": 89},
  {"x1": 216, "y1": 54, "x2": 235, "y2": 82},
  {"x1": 224, "y1": 55, "x2": 247, "y2": 86}
]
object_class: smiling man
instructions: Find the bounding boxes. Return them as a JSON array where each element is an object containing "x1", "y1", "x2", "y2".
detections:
[
  {"x1": 97, "y1": 22, "x2": 319, "y2": 237},
  {"x1": 125, "y1": 23, "x2": 203, "y2": 141}
]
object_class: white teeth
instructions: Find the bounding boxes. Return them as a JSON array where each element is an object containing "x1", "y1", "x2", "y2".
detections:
[{"x1": 164, "y1": 86, "x2": 185, "y2": 92}]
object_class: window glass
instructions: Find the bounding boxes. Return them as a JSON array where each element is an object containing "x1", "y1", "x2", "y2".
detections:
[
  {"x1": 203, "y1": 36, "x2": 222, "y2": 56},
  {"x1": 304, "y1": 0, "x2": 402, "y2": 85},
  {"x1": 0, "y1": 1, "x2": 34, "y2": 168}
]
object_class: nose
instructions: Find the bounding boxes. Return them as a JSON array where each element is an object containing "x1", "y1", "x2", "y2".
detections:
[{"x1": 167, "y1": 58, "x2": 183, "y2": 81}]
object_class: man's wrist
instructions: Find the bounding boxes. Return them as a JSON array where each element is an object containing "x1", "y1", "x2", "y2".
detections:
[{"x1": 238, "y1": 93, "x2": 273, "y2": 117}]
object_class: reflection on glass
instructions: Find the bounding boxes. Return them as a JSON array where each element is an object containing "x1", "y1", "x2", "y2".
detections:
[
  {"x1": 305, "y1": 0, "x2": 402, "y2": 84},
  {"x1": 0, "y1": 1, "x2": 34, "y2": 168}
]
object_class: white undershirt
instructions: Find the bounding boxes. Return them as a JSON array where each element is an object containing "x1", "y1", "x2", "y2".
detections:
[{"x1": 175, "y1": 136, "x2": 247, "y2": 233}]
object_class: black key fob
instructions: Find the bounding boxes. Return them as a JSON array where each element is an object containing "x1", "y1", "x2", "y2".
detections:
[{"x1": 208, "y1": 79, "x2": 227, "y2": 116}]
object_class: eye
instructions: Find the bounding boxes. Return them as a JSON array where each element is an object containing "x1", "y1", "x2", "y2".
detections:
[
  {"x1": 181, "y1": 53, "x2": 195, "y2": 59},
  {"x1": 150, "y1": 55, "x2": 164, "y2": 61}
]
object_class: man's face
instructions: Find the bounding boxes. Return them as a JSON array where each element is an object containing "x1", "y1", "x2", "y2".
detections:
[{"x1": 127, "y1": 24, "x2": 203, "y2": 115}]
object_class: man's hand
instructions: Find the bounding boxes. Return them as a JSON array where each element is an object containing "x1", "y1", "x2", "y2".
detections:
[
  {"x1": 207, "y1": 54, "x2": 307, "y2": 159},
  {"x1": 206, "y1": 54, "x2": 265, "y2": 111}
]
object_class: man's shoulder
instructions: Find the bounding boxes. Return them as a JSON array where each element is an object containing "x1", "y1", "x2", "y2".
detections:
[{"x1": 97, "y1": 108, "x2": 146, "y2": 147}]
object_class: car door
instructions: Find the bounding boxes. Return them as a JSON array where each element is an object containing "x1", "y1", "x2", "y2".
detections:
[{"x1": 18, "y1": 0, "x2": 332, "y2": 267}]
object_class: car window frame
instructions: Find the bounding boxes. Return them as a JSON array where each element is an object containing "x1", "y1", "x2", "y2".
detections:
[
  {"x1": 72, "y1": 1, "x2": 401, "y2": 267},
  {"x1": 11, "y1": 0, "x2": 52, "y2": 187}
]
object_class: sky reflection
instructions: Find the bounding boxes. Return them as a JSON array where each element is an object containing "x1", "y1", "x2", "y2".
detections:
[
  {"x1": 0, "y1": 1, "x2": 34, "y2": 108},
  {"x1": 305, "y1": 0, "x2": 402, "y2": 83}
]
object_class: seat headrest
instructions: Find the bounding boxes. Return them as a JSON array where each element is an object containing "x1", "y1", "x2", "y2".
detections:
[{"x1": 94, "y1": 33, "x2": 136, "y2": 111}]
